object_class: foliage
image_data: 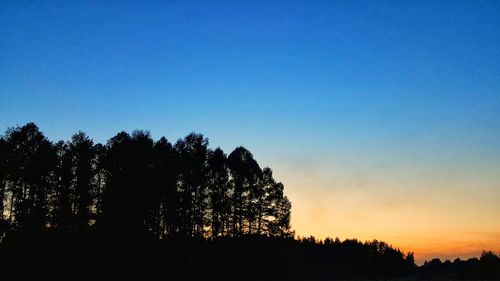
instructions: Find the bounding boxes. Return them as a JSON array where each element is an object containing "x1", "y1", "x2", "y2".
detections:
[
  {"x1": 1, "y1": 123, "x2": 498, "y2": 280},
  {"x1": 0, "y1": 123, "x2": 291, "y2": 239}
]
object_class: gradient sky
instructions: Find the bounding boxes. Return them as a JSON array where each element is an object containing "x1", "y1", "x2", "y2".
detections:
[{"x1": 1, "y1": 1, "x2": 499, "y2": 263}]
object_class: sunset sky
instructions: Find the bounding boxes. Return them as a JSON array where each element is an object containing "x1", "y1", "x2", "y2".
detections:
[{"x1": 1, "y1": 1, "x2": 499, "y2": 263}]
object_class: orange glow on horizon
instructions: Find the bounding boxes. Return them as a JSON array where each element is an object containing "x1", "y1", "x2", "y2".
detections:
[{"x1": 266, "y1": 152, "x2": 500, "y2": 265}]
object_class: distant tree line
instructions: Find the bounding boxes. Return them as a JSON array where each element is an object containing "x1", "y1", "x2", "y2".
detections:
[
  {"x1": 420, "y1": 251, "x2": 500, "y2": 279},
  {"x1": 0, "y1": 122, "x2": 292, "y2": 240}
]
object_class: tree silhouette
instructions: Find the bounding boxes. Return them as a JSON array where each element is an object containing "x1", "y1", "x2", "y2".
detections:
[
  {"x1": 2, "y1": 122, "x2": 498, "y2": 281},
  {"x1": 3, "y1": 123, "x2": 56, "y2": 231},
  {"x1": 0, "y1": 138, "x2": 8, "y2": 239},
  {"x1": 227, "y1": 147, "x2": 262, "y2": 236},
  {"x1": 100, "y1": 131, "x2": 157, "y2": 238},
  {"x1": 152, "y1": 136, "x2": 177, "y2": 238},
  {"x1": 0, "y1": 124, "x2": 296, "y2": 241},
  {"x1": 69, "y1": 132, "x2": 95, "y2": 231},
  {"x1": 174, "y1": 133, "x2": 209, "y2": 237},
  {"x1": 207, "y1": 147, "x2": 230, "y2": 238},
  {"x1": 52, "y1": 140, "x2": 73, "y2": 231}
]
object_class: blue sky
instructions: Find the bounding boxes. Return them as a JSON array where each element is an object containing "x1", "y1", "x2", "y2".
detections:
[{"x1": 1, "y1": 1, "x2": 500, "y2": 262}]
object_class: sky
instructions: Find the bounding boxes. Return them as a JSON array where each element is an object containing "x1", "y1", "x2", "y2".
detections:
[{"x1": 1, "y1": 0, "x2": 499, "y2": 263}]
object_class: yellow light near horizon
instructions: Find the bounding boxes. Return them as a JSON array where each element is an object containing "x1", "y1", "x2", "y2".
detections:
[{"x1": 271, "y1": 156, "x2": 500, "y2": 265}]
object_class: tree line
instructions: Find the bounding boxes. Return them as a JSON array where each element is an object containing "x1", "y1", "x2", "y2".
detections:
[
  {"x1": 0, "y1": 122, "x2": 292, "y2": 240},
  {"x1": 1, "y1": 122, "x2": 498, "y2": 280},
  {"x1": 419, "y1": 251, "x2": 500, "y2": 279}
]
